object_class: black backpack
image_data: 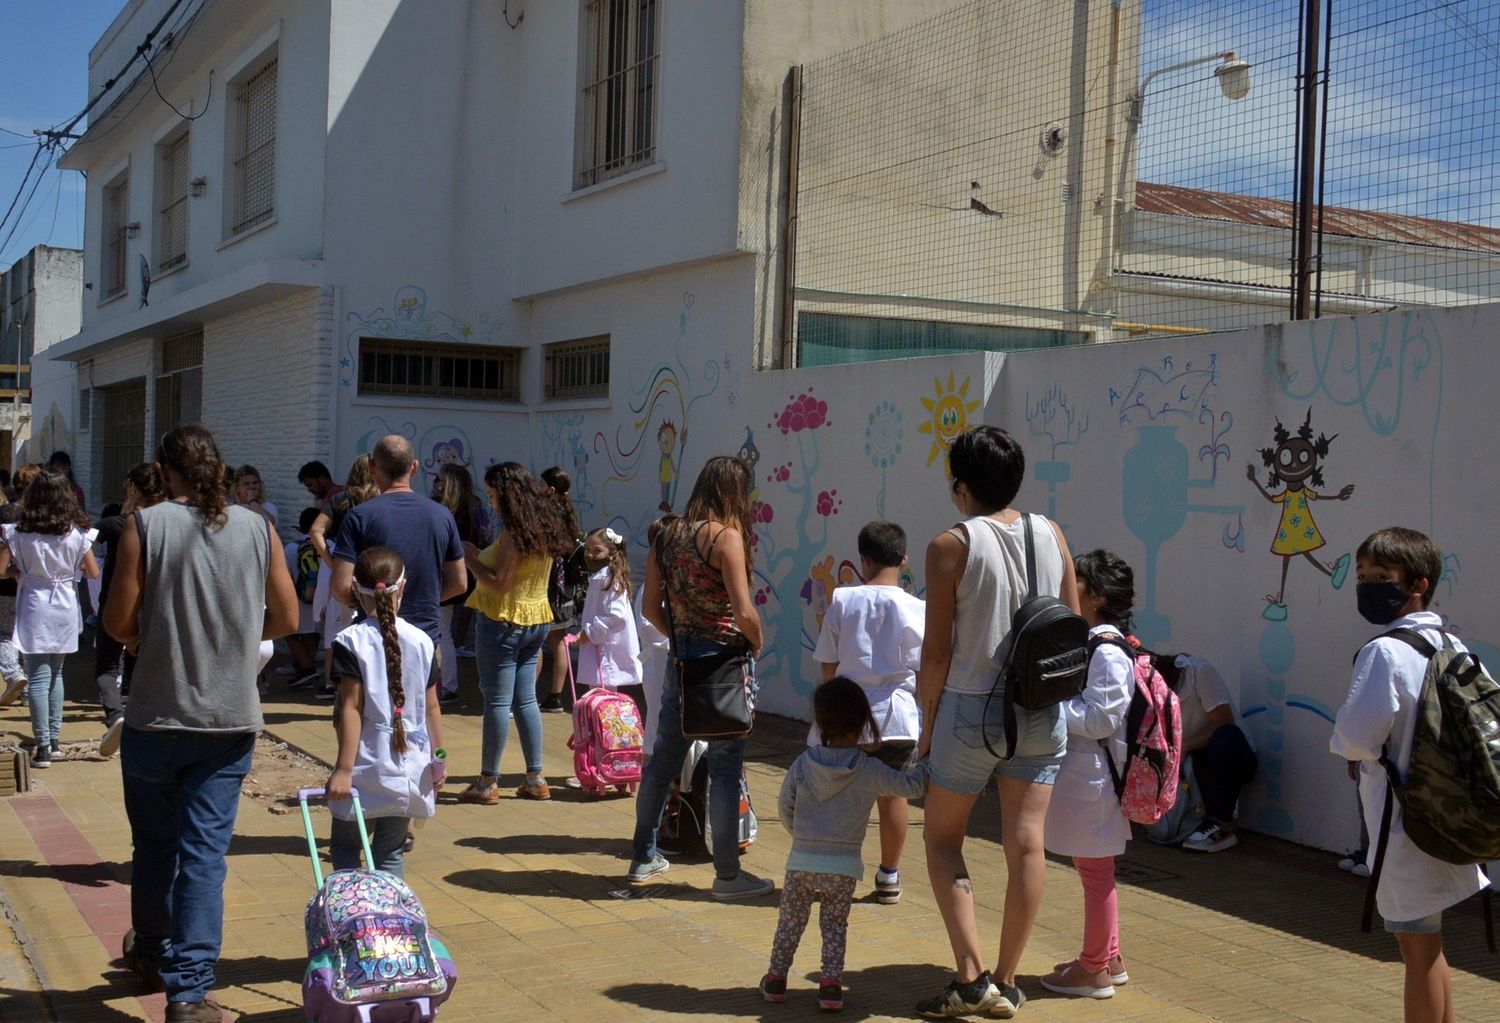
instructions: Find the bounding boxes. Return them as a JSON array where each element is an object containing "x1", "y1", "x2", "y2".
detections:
[
  {"x1": 983, "y1": 514, "x2": 1089, "y2": 759},
  {"x1": 547, "y1": 541, "x2": 589, "y2": 621}
]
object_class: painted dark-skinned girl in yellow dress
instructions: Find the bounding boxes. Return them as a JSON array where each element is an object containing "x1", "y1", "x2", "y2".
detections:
[{"x1": 1246, "y1": 409, "x2": 1356, "y2": 621}]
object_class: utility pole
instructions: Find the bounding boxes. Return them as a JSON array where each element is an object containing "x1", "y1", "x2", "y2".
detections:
[{"x1": 1291, "y1": 0, "x2": 1326, "y2": 320}]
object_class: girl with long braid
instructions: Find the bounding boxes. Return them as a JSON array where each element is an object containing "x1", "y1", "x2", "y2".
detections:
[{"x1": 325, "y1": 547, "x2": 444, "y2": 878}]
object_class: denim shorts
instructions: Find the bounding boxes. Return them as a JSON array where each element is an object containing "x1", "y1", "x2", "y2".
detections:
[
  {"x1": 928, "y1": 689, "x2": 1065, "y2": 794},
  {"x1": 1384, "y1": 910, "x2": 1443, "y2": 934}
]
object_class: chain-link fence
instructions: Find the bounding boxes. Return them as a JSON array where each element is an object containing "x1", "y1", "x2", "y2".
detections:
[{"x1": 787, "y1": 0, "x2": 1500, "y2": 365}]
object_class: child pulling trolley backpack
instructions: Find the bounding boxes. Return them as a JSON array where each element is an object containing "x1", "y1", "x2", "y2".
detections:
[{"x1": 298, "y1": 788, "x2": 457, "y2": 1022}]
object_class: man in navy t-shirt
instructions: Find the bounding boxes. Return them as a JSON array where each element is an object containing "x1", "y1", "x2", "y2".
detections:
[{"x1": 331, "y1": 435, "x2": 465, "y2": 653}]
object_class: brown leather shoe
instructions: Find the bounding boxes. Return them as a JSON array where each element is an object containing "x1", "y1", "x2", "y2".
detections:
[
  {"x1": 458, "y1": 780, "x2": 501, "y2": 805},
  {"x1": 120, "y1": 929, "x2": 164, "y2": 993},
  {"x1": 165, "y1": 997, "x2": 226, "y2": 1022},
  {"x1": 516, "y1": 779, "x2": 551, "y2": 800}
]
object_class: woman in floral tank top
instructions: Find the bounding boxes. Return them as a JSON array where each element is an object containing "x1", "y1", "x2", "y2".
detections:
[{"x1": 626, "y1": 455, "x2": 774, "y2": 902}]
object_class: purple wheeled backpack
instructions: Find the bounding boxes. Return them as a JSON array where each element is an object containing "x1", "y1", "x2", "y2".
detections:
[{"x1": 298, "y1": 788, "x2": 457, "y2": 1022}]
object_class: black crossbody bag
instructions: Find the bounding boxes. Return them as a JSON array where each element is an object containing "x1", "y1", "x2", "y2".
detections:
[{"x1": 656, "y1": 525, "x2": 755, "y2": 739}]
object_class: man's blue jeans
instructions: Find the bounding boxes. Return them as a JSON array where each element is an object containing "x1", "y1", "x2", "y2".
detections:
[
  {"x1": 631, "y1": 643, "x2": 748, "y2": 879},
  {"x1": 475, "y1": 617, "x2": 549, "y2": 777},
  {"x1": 121, "y1": 727, "x2": 254, "y2": 1004}
]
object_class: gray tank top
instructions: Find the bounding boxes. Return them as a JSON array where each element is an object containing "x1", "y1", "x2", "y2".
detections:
[
  {"x1": 945, "y1": 513, "x2": 1066, "y2": 695},
  {"x1": 125, "y1": 502, "x2": 271, "y2": 732}
]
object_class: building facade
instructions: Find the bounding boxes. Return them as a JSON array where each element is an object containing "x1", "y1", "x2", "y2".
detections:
[{"x1": 0, "y1": 245, "x2": 83, "y2": 470}]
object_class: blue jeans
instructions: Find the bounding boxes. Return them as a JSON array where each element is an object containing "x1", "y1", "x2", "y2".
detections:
[
  {"x1": 24, "y1": 652, "x2": 65, "y2": 747},
  {"x1": 330, "y1": 815, "x2": 410, "y2": 879},
  {"x1": 632, "y1": 642, "x2": 748, "y2": 879},
  {"x1": 120, "y1": 727, "x2": 255, "y2": 1004},
  {"x1": 475, "y1": 617, "x2": 549, "y2": 777}
]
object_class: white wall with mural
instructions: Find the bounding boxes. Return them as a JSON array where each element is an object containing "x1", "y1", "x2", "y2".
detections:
[{"x1": 331, "y1": 261, "x2": 1496, "y2": 853}]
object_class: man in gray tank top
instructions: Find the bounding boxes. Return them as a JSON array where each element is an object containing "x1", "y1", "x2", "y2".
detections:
[{"x1": 104, "y1": 425, "x2": 299, "y2": 1023}]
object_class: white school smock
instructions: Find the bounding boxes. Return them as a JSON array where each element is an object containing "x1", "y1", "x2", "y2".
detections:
[
  {"x1": 329, "y1": 617, "x2": 437, "y2": 822},
  {"x1": 2, "y1": 525, "x2": 90, "y2": 654},
  {"x1": 810, "y1": 584, "x2": 926, "y2": 744},
  {"x1": 1044, "y1": 625, "x2": 1135, "y2": 858},
  {"x1": 578, "y1": 568, "x2": 642, "y2": 690},
  {"x1": 634, "y1": 585, "x2": 669, "y2": 749},
  {"x1": 1330, "y1": 611, "x2": 1489, "y2": 922}
]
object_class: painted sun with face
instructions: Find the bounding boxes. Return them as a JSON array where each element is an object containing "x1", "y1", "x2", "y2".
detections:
[{"x1": 919, "y1": 371, "x2": 981, "y2": 469}]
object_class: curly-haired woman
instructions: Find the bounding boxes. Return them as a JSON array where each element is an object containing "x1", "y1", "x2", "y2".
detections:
[{"x1": 459, "y1": 462, "x2": 573, "y2": 804}]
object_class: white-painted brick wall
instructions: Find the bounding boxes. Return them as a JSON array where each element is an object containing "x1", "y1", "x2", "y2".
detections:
[{"x1": 202, "y1": 290, "x2": 329, "y2": 533}]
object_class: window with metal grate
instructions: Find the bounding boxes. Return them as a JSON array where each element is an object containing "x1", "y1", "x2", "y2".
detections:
[
  {"x1": 576, "y1": 0, "x2": 660, "y2": 189},
  {"x1": 232, "y1": 58, "x2": 277, "y2": 235},
  {"x1": 358, "y1": 339, "x2": 521, "y2": 402},
  {"x1": 543, "y1": 336, "x2": 611, "y2": 400},
  {"x1": 158, "y1": 131, "x2": 190, "y2": 271},
  {"x1": 103, "y1": 178, "x2": 129, "y2": 297}
]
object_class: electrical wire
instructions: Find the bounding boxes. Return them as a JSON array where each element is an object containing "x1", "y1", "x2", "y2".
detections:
[
  {"x1": 143, "y1": 47, "x2": 212, "y2": 121},
  {"x1": 0, "y1": 144, "x2": 47, "y2": 244},
  {"x1": 0, "y1": 145, "x2": 60, "y2": 264}
]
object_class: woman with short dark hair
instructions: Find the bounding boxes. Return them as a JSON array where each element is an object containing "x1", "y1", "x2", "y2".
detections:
[{"x1": 913, "y1": 426, "x2": 1080, "y2": 1019}]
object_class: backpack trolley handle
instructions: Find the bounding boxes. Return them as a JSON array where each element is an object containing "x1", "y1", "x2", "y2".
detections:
[{"x1": 298, "y1": 787, "x2": 374, "y2": 889}]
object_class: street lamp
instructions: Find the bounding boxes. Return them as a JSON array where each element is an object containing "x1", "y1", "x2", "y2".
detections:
[{"x1": 1127, "y1": 50, "x2": 1252, "y2": 122}]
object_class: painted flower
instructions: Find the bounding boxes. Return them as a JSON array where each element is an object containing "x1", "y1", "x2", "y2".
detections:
[
  {"x1": 816, "y1": 489, "x2": 841, "y2": 517},
  {"x1": 772, "y1": 390, "x2": 830, "y2": 435},
  {"x1": 865, "y1": 400, "x2": 904, "y2": 470}
]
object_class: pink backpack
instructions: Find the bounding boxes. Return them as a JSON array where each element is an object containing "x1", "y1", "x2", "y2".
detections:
[
  {"x1": 566, "y1": 658, "x2": 644, "y2": 797},
  {"x1": 1091, "y1": 635, "x2": 1182, "y2": 825}
]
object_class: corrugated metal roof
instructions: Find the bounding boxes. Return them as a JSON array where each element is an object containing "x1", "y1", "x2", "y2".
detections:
[{"x1": 1135, "y1": 182, "x2": 1500, "y2": 255}]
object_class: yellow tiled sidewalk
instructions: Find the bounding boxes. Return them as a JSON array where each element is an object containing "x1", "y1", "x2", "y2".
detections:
[{"x1": 2, "y1": 651, "x2": 1497, "y2": 1022}]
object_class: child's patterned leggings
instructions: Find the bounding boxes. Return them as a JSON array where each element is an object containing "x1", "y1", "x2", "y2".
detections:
[{"x1": 768, "y1": 870, "x2": 857, "y2": 981}]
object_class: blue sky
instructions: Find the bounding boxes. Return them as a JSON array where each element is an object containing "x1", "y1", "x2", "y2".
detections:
[
  {"x1": 1, "y1": 0, "x2": 1496, "y2": 272},
  {"x1": 0, "y1": 0, "x2": 122, "y2": 268}
]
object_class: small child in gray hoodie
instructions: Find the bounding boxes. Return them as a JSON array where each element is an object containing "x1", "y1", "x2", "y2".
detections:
[{"x1": 760, "y1": 678, "x2": 928, "y2": 1012}]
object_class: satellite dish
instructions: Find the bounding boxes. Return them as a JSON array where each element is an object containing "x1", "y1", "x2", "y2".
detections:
[{"x1": 139, "y1": 253, "x2": 151, "y2": 308}]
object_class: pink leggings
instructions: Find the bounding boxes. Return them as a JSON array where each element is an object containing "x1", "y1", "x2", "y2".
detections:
[{"x1": 1073, "y1": 855, "x2": 1119, "y2": 973}]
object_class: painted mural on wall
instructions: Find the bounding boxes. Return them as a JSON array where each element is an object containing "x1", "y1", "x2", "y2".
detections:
[
  {"x1": 1107, "y1": 352, "x2": 1243, "y2": 647},
  {"x1": 340, "y1": 286, "x2": 501, "y2": 392},
  {"x1": 328, "y1": 276, "x2": 1498, "y2": 852},
  {"x1": 592, "y1": 293, "x2": 724, "y2": 539},
  {"x1": 20, "y1": 401, "x2": 72, "y2": 466}
]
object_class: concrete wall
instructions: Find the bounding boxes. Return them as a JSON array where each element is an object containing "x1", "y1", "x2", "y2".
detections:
[
  {"x1": 331, "y1": 255, "x2": 1500, "y2": 853},
  {"x1": 200, "y1": 289, "x2": 328, "y2": 521},
  {"x1": 16, "y1": 248, "x2": 85, "y2": 468}
]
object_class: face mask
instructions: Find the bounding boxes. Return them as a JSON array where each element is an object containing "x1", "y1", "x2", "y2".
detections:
[
  {"x1": 585, "y1": 555, "x2": 611, "y2": 573},
  {"x1": 1356, "y1": 580, "x2": 1409, "y2": 625}
]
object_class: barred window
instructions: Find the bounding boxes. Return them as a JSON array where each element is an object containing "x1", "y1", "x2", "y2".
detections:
[
  {"x1": 231, "y1": 57, "x2": 277, "y2": 235},
  {"x1": 544, "y1": 336, "x2": 611, "y2": 400},
  {"x1": 155, "y1": 329, "x2": 203, "y2": 437},
  {"x1": 358, "y1": 339, "x2": 520, "y2": 401},
  {"x1": 157, "y1": 131, "x2": 190, "y2": 271},
  {"x1": 577, "y1": 0, "x2": 661, "y2": 188},
  {"x1": 103, "y1": 178, "x2": 129, "y2": 297}
]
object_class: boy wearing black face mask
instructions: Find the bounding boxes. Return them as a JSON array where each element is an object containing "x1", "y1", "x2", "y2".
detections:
[{"x1": 1330, "y1": 528, "x2": 1489, "y2": 1023}]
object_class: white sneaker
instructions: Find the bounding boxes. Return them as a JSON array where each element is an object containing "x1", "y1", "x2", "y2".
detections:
[
  {"x1": 1183, "y1": 821, "x2": 1239, "y2": 853},
  {"x1": 711, "y1": 870, "x2": 775, "y2": 901},
  {"x1": 0, "y1": 676, "x2": 24, "y2": 707},
  {"x1": 99, "y1": 718, "x2": 125, "y2": 758},
  {"x1": 1350, "y1": 862, "x2": 1371, "y2": 878}
]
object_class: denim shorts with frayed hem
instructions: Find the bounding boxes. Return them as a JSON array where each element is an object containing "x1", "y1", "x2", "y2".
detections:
[
  {"x1": 1384, "y1": 910, "x2": 1443, "y2": 934},
  {"x1": 928, "y1": 689, "x2": 1065, "y2": 794}
]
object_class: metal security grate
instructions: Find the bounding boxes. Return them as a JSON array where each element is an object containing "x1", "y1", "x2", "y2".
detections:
[
  {"x1": 358, "y1": 339, "x2": 519, "y2": 401},
  {"x1": 577, "y1": 0, "x2": 660, "y2": 188},
  {"x1": 155, "y1": 329, "x2": 203, "y2": 438},
  {"x1": 104, "y1": 179, "x2": 128, "y2": 297},
  {"x1": 232, "y1": 58, "x2": 277, "y2": 235},
  {"x1": 158, "y1": 132, "x2": 190, "y2": 271},
  {"x1": 544, "y1": 336, "x2": 611, "y2": 400}
]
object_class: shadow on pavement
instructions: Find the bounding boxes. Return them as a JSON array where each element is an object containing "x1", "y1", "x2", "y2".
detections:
[
  {"x1": 606, "y1": 961, "x2": 953, "y2": 1020},
  {"x1": 455, "y1": 834, "x2": 634, "y2": 857},
  {"x1": 0, "y1": 857, "x2": 127, "y2": 887}
]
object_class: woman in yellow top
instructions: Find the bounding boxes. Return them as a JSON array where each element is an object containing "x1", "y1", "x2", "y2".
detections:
[{"x1": 459, "y1": 462, "x2": 574, "y2": 804}]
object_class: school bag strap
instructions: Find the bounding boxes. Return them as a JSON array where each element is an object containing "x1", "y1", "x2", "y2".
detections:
[
  {"x1": 1088, "y1": 633, "x2": 1135, "y2": 799},
  {"x1": 990, "y1": 514, "x2": 1037, "y2": 761}
]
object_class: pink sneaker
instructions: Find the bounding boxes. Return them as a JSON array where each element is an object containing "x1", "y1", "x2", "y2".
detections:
[
  {"x1": 1054, "y1": 955, "x2": 1127, "y2": 985},
  {"x1": 1040, "y1": 959, "x2": 1114, "y2": 999}
]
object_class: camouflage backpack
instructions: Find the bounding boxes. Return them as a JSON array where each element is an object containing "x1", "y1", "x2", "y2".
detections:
[{"x1": 1362, "y1": 629, "x2": 1500, "y2": 947}]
